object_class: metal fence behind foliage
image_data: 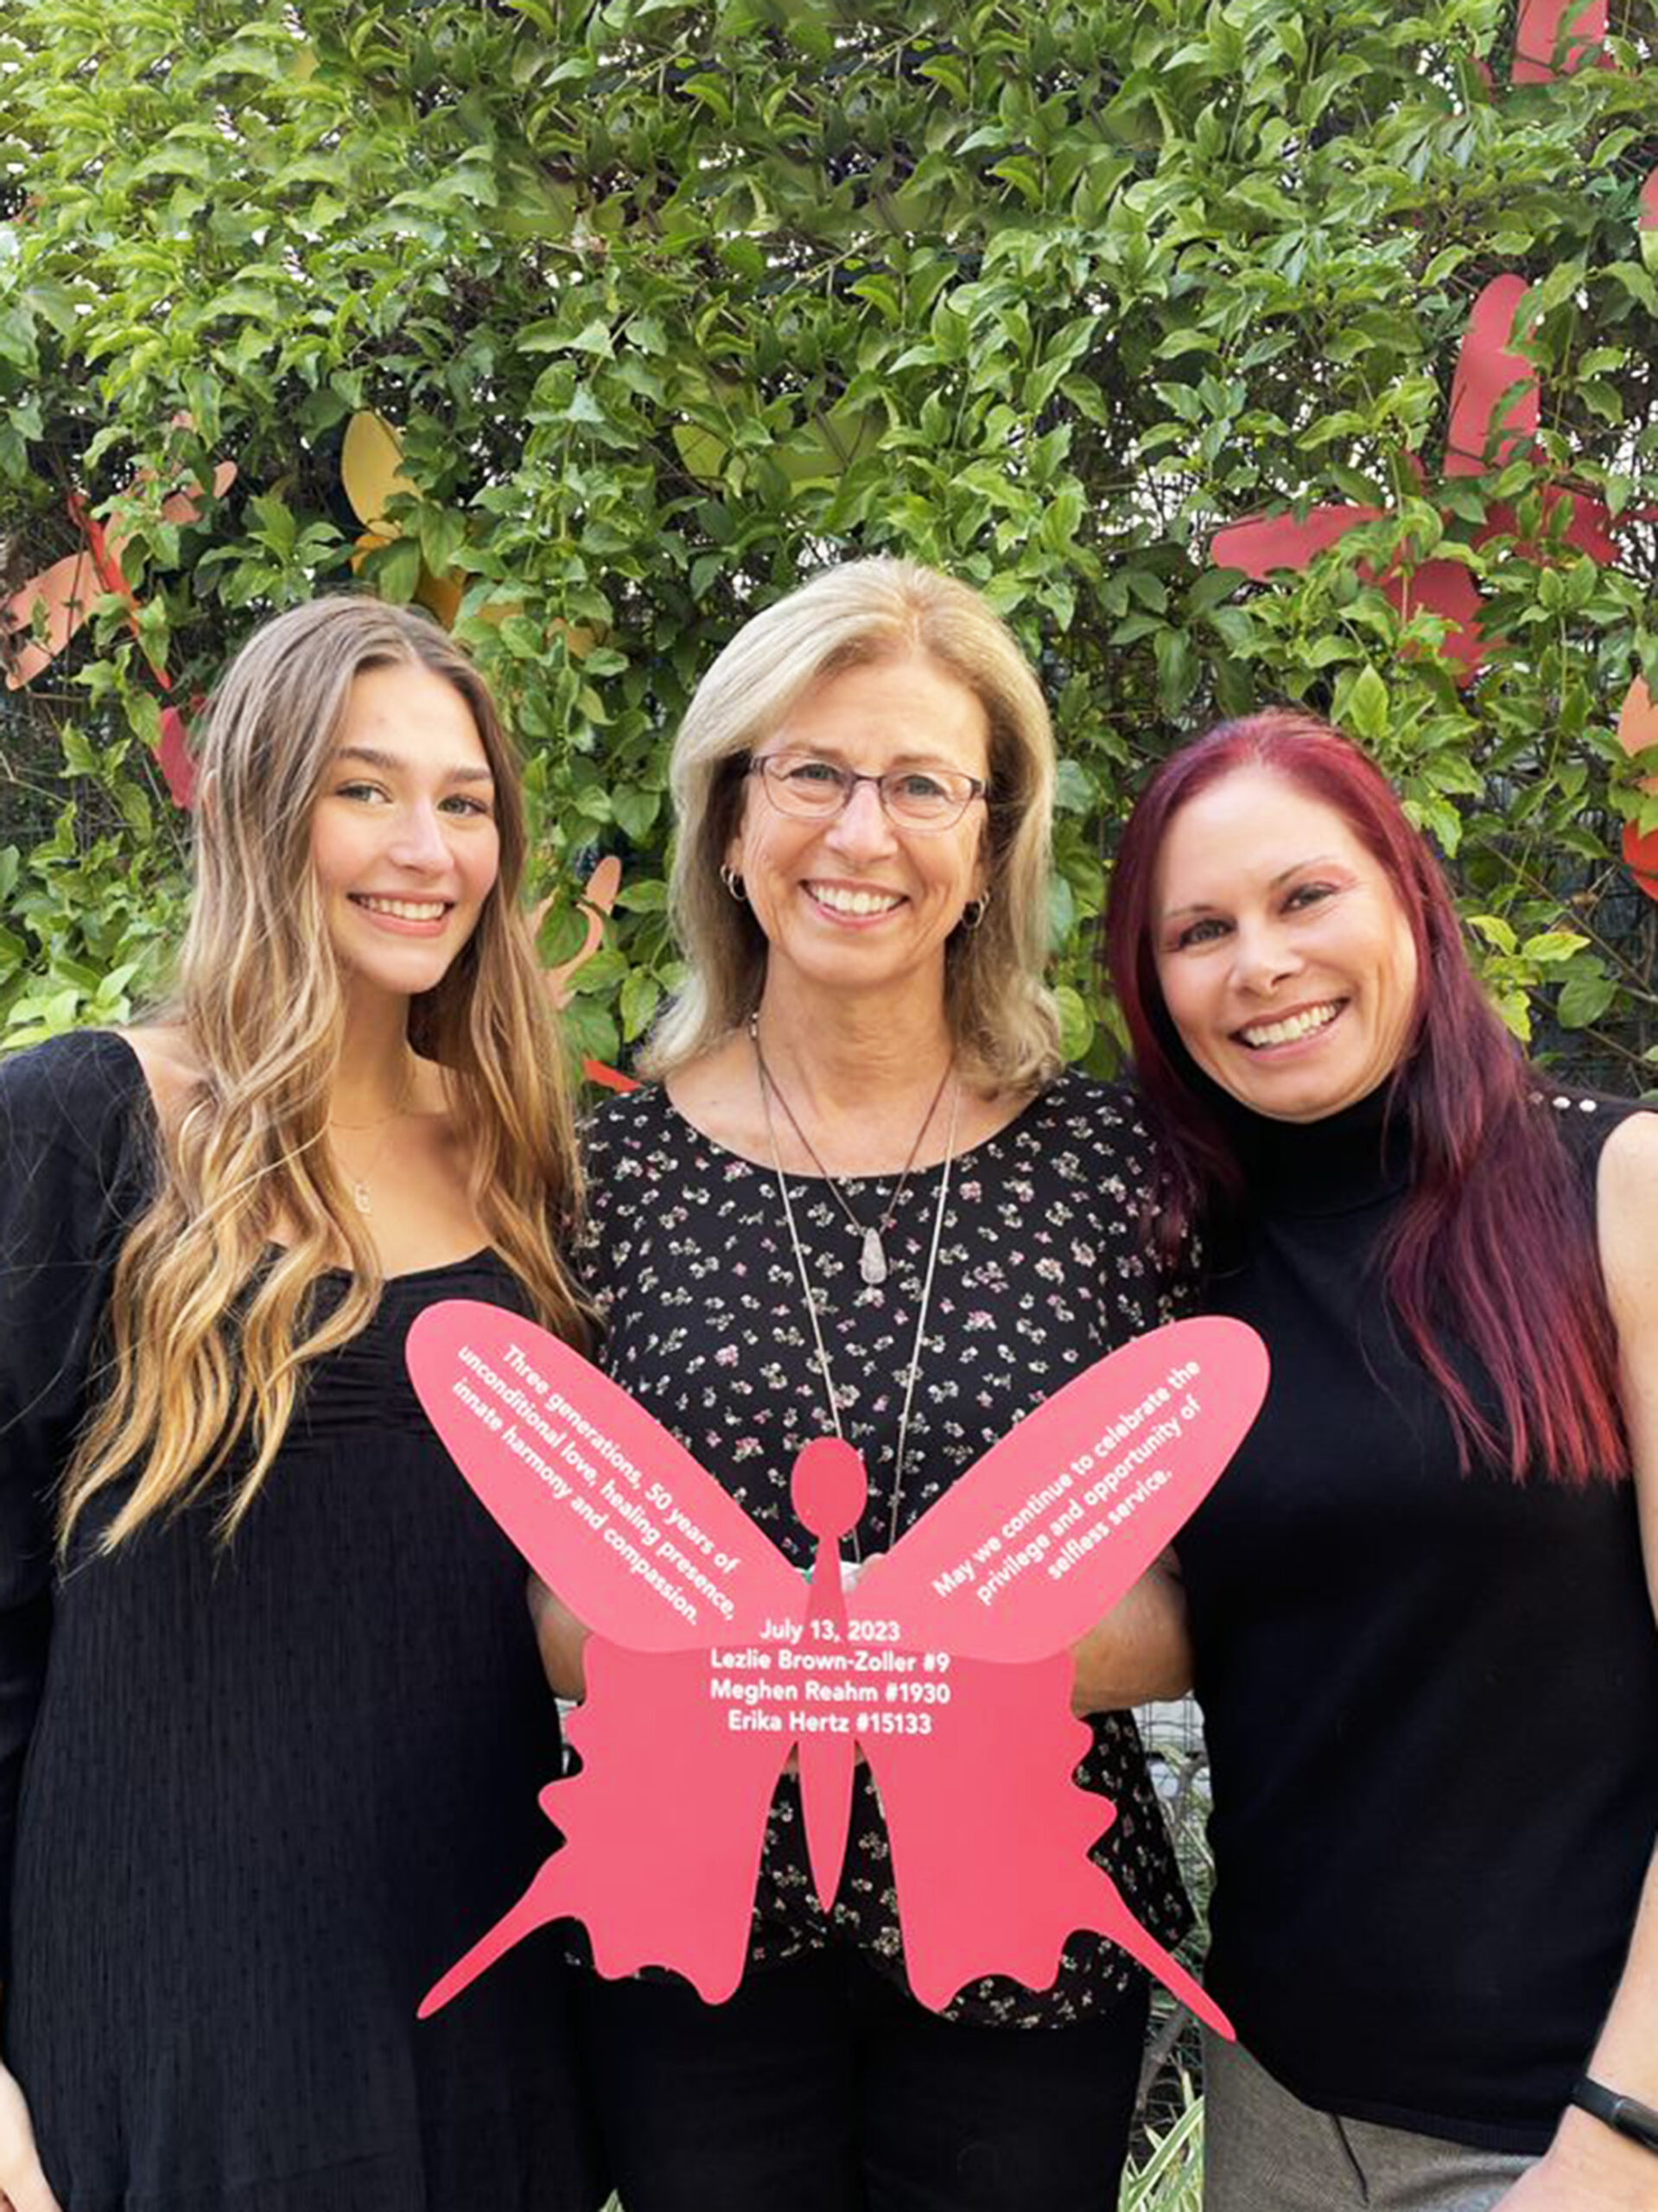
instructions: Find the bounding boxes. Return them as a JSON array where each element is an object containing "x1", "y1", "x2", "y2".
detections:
[{"x1": 1137, "y1": 1697, "x2": 1212, "y2": 2147}]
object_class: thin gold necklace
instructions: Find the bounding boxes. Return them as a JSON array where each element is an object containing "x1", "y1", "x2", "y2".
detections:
[
  {"x1": 746, "y1": 1011, "x2": 951, "y2": 1287},
  {"x1": 327, "y1": 1051, "x2": 417, "y2": 1215},
  {"x1": 756, "y1": 1038, "x2": 960, "y2": 1560}
]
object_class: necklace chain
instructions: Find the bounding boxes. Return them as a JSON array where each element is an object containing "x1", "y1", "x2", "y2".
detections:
[
  {"x1": 327, "y1": 1050, "x2": 417, "y2": 1215},
  {"x1": 755, "y1": 1031, "x2": 960, "y2": 1561},
  {"x1": 746, "y1": 1012, "x2": 950, "y2": 1287}
]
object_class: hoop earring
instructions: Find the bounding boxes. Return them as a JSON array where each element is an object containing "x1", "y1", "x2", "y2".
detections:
[
  {"x1": 720, "y1": 864, "x2": 747, "y2": 903},
  {"x1": 960, "y1": 893, "x2": 988, "y2": 931}
]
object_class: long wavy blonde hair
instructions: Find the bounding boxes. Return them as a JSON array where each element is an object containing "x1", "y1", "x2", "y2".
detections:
[
  {"x1": 60, "y1": 597, "x2": 588, "y2": 1554},
  {"x1": 639, "y1": 558, "x2": 1061, "y2": 1090}
]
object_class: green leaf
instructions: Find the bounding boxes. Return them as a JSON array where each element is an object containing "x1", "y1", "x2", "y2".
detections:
[
  {"x1": 1343, "y1": 666, "x2": 1390, "y2": 746},
  {"x1": 1153, "y1": 628, "x2": 1197, "y2": 715},
  {"x1": 1055, "y1": 985, "x2": 1094, "y2": 1063},
  {"x1": 1468, "y1": 912, "x2": 1517, "y2": 957},
  {"x1": 674, "y1": 423, "x2": 727, "y2": 480},
  {"x1": 1555, "y1": 967, "x2": 1616, "y2": 1030},
  {"x1": 613, "y1": 787, "x2": 660, "y2": 840},
  {"x1": 562, "y1": 995, "x2": 620, "y2": 1069},
  {"x1": 1415, "y1": 797, "x2": 1462, "y2": 855},
  {"x1": 116, "y1": 779, "x2": 153, "y2": 841},
  {"x1": 1053, "y1": 760, "x2": 1093, "y2": 814},
  {"x1": 1521, "y1": 931, "x2": 1590, "y2": 964},
  {"x1": 1605, "y1": 261, "x2": 1658, "y2": 315},
  {"x1": 371, "y1": 537, "x2": 423, "y2": 604},
  {"x1": 619, "y1": 968, "x2": 661, "y2": 1041},
  {"x1": 569, "y1": 945, "x2": 627, "y2": 995},
  {"x1": 1185, "y1": 569, "x2": 1239, "y2": 620},
  {"x1": 537, "y1": 903, "x2": 590, "y2": 967},
  {"x1": 564, "y1": 385, "x2": 609, "y2": 428},
  {"x1": 918, "y1": 55, "x2": 969, "y2": 102},
  {"x1": 682, "y1": 74, "x2": 733, "y2": 124},
  {"x1": 60, "y1": 726, "x2": 100, "y2": 779},
  {"x1": 418, "y1": 507, "x2": 467, "y2": 575}
]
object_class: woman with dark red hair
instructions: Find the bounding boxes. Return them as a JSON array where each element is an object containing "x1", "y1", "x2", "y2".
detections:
[{"x1": 1104, "y1": 710, "x2": 1658, "y2": 2212}]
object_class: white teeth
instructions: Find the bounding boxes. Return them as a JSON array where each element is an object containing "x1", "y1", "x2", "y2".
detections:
[
  {"x1": 1240, "y1": 1001, "x2": 1342, "y2": 1048},
  {"x1": 356, "y1": 896, "x2": 448, "y2": 921},
  {"x1": 809, "y1": 884, "x2": 903, "y2": 918}
]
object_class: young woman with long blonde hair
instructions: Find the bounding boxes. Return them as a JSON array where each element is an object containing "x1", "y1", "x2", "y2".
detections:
[{"x1": 0, "y1": 599, "x2": 602, "y2": 2212}]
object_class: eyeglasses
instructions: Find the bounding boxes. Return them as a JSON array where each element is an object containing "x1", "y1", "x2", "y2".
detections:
[{"x1": 746, "y1": 753, "x2": 988, "y2": 833}]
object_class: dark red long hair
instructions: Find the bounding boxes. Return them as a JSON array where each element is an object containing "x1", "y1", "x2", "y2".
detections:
[{"x1": 1104, "y1": 709, "x2": 1625, "y2": 1485}]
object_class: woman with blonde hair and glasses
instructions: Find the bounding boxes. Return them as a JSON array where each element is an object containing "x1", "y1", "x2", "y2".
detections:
[
  {"x1": 0, "y1": 600, "x2": 603, "y2": 2212},
  {"x1": 534, "y1": 556, "x2": 1194, "y2": 2212}
]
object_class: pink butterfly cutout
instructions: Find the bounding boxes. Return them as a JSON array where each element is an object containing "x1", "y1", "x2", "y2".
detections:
[{"x1": 405, "y1": 1302, "x2": 1267, "y2": 2031}]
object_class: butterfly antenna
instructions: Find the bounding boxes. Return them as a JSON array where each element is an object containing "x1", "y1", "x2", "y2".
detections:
[
  {"x1": 417, "y1": 1857, "x2": 569, "y2": 2019},
  {"x1": 1088, "y1": 1881, "x2": 1235, "y2": 2040}
]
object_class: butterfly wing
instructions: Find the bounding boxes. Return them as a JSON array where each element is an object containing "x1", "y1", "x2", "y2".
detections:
[
  {"x1": 406, "y1": 1299, "x2": 804, "y2": 1647},
  {"x1": 1444, "y1": 275, "x2": 1538, "y2": 476},
  {"x1": 421, "y1": 1633, "x2": 792, "y2": 2013},
  {"x1": 3, "y1": 547, "x2": 98, "y2": 687},
  {"x1": 860, "y1": 1654, "x2": 1230, "y2": 2031},
  {"x1": 409, "y1": 1303, "x2": 815, "y2": 2012},
  {"x1": 1513, "y1": 0, "x2": 1606, "y2": 83},
  {"x1": 829, "y1": 1317, "x2": 1261, "y2": 2026},
  {"x1": 854, "y1": 1316, "x2": 1267, "y2": 1660},
  {"x1": 1210, "y1": 505, "x2": 1380, "y2": 580}
]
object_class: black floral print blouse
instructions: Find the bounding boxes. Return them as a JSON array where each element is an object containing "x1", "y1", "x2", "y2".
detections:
[{"x1": 575, "y1": 1070, "x2": 1191, "y2": 2027}]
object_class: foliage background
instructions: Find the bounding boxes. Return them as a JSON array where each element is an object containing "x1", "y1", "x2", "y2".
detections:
[{"x1": 3, "y1": 0, "x2": 1656, "y2": 1084}]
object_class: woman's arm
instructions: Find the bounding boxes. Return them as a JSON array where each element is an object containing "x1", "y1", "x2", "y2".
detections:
[
  {"x1": 1496, "y1": 1111, "x2": 1658, "y2": 2210},
  {"x1": 1069, "y1": 1555, "x2": 1194, "y2": 1714},
  {"x1": 0, "y1": 2031, "x2": 62, "y2": 2212},
  {"x1": 528, "y1": 1574, "x2": 591, "y2": 1700}
]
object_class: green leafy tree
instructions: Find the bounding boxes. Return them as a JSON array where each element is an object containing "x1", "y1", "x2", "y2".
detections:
[{"x1": 3, "y1": 0, "x2": 1655, "y2": 1079}]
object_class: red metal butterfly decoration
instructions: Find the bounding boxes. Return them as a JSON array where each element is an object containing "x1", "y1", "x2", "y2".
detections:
[{"x1": 1206, "y1": 1, "x2": 1658, "y2": 896}]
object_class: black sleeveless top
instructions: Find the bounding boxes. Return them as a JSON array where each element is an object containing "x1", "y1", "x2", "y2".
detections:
[{"x1": 1177, "y1": 1084, "x2": 1658, "y2": 2152}]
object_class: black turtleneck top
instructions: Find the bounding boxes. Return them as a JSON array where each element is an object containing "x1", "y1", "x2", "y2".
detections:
[{"x1": 1175, "y1": 1085, "x2": 1658, "y2": 2152}]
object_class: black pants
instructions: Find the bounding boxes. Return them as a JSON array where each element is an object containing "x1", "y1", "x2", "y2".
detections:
[{"x1": 578, "y1": 1948, "x2": 1149, "y2": 2212}]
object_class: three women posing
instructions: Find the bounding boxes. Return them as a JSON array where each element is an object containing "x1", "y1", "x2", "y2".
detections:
[{"x1": 6, "y1": 572, "x2": 1654, "y2": 2212}]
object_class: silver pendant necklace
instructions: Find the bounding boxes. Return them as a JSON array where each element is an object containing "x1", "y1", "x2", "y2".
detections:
[
  {"x1": 756, "y1": 1039, "x2": 961, "y2": 1560},
  {"x1": 747, "y1": 1011, "x2": 951, "y2": 1287}
]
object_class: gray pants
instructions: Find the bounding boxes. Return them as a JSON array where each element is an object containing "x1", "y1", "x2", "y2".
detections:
[{"x1": 1202, "y1": 2033, "x2": 1535, "y2": 2211}]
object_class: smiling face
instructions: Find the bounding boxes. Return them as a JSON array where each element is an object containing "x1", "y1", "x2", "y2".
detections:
[
  {"x1": 1150, "y1": 765, "x2": 1421, "y2": 1122},
  {"x1": 309, "y1": 661, "x2": 500, "y2": 1009},
  {"x1": 727, "y1": 652, "x2": 990, "y2": 1009}
]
